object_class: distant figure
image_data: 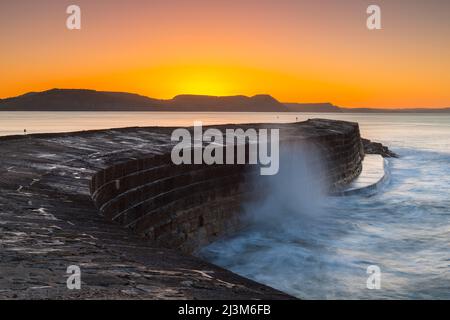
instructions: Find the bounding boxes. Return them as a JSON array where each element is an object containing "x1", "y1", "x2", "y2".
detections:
[
  {"x1": 24, "y1": 129, "x2": 27, "y2": 135},
  {"x1": 296, "y1": 117, "x2": 298, "y2": 122}
]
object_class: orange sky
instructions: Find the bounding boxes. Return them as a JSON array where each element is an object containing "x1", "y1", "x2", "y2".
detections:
[{"x1": 1, "y1": 0, "x2": 449, "y2": 108}]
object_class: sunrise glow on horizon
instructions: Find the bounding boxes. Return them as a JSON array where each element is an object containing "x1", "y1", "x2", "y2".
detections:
[{"x1": 1, "y1": 0, "x2": 450, "y2": 108}]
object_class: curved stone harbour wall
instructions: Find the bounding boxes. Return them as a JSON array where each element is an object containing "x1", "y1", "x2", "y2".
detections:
[
  {"x1": 91, "y1": 152, "x2": 258, "y2": 252},
  {"x1": 90, "y1": 120, "x2": 364, "y2": 253},
  {"x1": 0, "y1": 118, "x2": 369, "y2": 299}
]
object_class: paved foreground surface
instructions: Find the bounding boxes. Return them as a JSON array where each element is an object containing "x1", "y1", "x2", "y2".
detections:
[
  {"x1": 0, "y1": 125, "x2": 303, "y2": 299},
  {"x1": 0, "y1": 120, "x2": 367, "y2": 299}
]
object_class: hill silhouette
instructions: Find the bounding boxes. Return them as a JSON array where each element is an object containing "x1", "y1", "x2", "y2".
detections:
[
  {"x1": 0, "y1": 89, "x2": 286, "y2": 112},
  {"x1": 0, "y1": 89, "x2": 162, "y2": 111},
  {"x1": 0, "y1": 89, "x2": 449, "y2": 112},
  {"x1": 168, "y1": 94, "x2": 285, "y2": 112},
  {"x1": 285, "y1": 102, "x2": 341, "y2": 112}
]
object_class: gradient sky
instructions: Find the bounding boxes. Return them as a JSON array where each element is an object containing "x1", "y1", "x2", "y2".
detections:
[{"x1": 1, "y1": 0, "x2": 449, "y2": 108}]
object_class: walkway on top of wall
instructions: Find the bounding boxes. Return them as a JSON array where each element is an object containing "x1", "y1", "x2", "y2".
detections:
[{"x1": 337, "y1": 154, "x2": 389, "y2": 196}]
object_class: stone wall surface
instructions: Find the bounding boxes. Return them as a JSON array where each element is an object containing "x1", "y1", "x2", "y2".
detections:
[
  {"x1": 90, "y1": 120, "x2": 364, "y2": 253},
  {"x1": 0, "y1": 119, "x2": 363, "y2": 299}
]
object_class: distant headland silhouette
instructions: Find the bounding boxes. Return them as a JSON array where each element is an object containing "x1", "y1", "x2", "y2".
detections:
[{"x1": 0, "y1": 89, "x2": 448, "y2": 113}]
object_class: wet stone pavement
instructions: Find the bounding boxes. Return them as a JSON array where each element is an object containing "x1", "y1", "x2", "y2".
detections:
[
  {"x1": 0, "y1": 120, "x2": 365, "y2": 299},
  {"x1": 0, "y1": 126, "x2": 298, "y2": 300}
]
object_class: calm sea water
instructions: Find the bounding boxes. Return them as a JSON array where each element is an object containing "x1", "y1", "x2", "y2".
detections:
[
  {"x1": 0, "y1": 111, "x2": 318, "y2": 136},
  {"x1": 1, "y1": 112, "x2": 449, "y2": 299}
]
